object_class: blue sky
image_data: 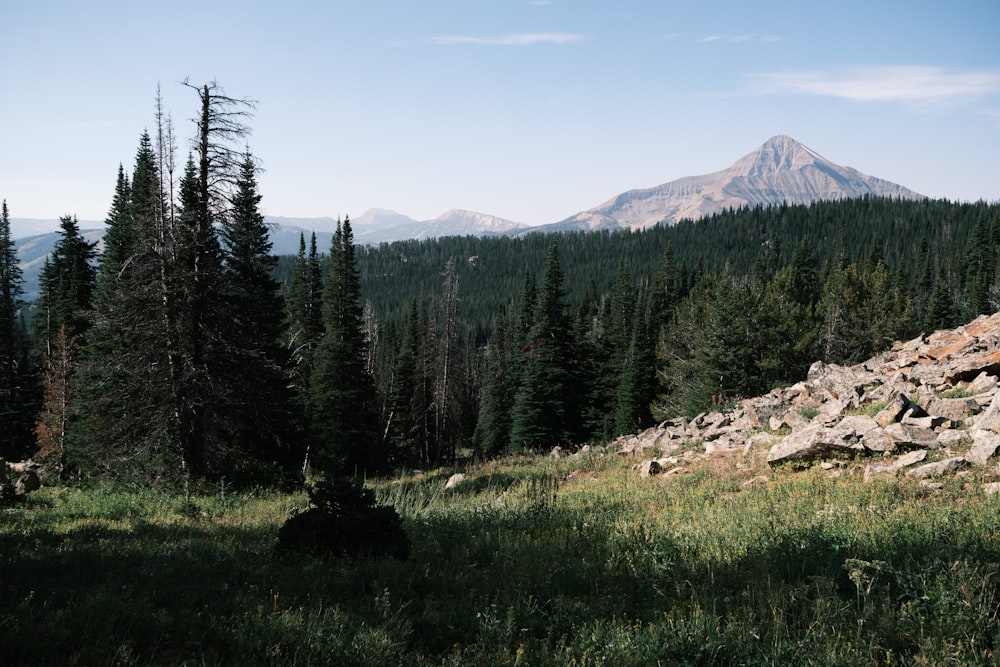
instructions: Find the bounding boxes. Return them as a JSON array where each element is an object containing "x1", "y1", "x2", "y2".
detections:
[{"x1": 2, "y1": 0, "x2": 999, "y2": 228}]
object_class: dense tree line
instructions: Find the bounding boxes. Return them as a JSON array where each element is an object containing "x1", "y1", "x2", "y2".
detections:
[{"x1": 3, "y1": 83, "x2": 1000, "y2": 483}]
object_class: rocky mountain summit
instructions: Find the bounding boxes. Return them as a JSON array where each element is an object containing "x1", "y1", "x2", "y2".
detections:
[
  {"x1": 619, "y1": 312, "x2": 1000, "y2": 492},
  {"x1": 549, "y1": 135, "x2": 925, "y2": 233}
]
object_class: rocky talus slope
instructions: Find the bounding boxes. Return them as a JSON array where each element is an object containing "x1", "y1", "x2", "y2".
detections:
[{"x1": 618, "y1": 312, "x2": 1000, "y2": 492}]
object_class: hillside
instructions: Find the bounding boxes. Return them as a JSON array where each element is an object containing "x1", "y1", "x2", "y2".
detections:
[
  {"x1": 5, "y1": 313, "x2": 1000, "y2": 663},
  {"x1": 621, "y1": 311, "x2": 1000, "y2": 492}
]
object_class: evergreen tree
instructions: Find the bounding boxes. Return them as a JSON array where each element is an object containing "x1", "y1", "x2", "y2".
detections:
[
  {"x1": 97, "y1": 164, "x2": 134, "y2": 282},
  {"x1": 387, "y1": 298, "x2": 423, "y2": 463},
  {"x1": 614, "y1": 288, "x2": 656, "y2": 435},
  {"x1": 961, "y1": 219, "x2": 994, "y2": 321},
  {"x1": 73, "y1": 83, "x2": 273, "y2": 484},
  {"x1": 471, "y1": 308, "x2": 514, "y2": 456},
  {"x1": 689, "y1": 274, "x2": 761, "y2": 412},
  {"x1": 924, "y1": 263, "x2": 957, "y2": 333},
  {"x1": 311, "y1": 218, "x2": 381, "y2": 476},
  {"x1": 217, "y1": 148, "x2": 298, "y2": 480},
  {"x1": 284, "y1": 232, "x2": 324, "y2": 436},
  {"x1": 509, "y1": 241, "x2": 576, "y2": 451},
  {"x1": 0, "y1": 200, "x2": 37, "y2": 460},
  {"x1": 35, "y1": 215, "x2": 98, "y2": 353}
]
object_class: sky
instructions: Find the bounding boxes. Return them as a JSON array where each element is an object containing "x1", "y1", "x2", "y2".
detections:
[{"x1": 2, "y1": 0, "x2": 999, "y2": 230}]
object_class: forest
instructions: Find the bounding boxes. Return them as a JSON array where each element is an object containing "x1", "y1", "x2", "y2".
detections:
[{"x1": 2, "y1": 83, "x2": 1000, "y2": 493}]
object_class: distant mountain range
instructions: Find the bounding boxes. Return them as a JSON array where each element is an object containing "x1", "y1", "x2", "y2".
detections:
[{"x1": 12, "y1": 135, "x2": 926, "y2": 299}]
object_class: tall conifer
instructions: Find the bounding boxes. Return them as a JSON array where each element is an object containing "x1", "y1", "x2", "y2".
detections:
[
  {"x1": 0, "y1": 200, "x2": 36, "y2": 460},
  {"x1": 311, "y1": 218, "x2": 381, "y2": 476}
]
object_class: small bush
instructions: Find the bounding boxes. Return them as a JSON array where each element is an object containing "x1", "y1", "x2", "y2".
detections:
[{"x1": 277, "y1": 479, "x2": 410, "y2": 559}]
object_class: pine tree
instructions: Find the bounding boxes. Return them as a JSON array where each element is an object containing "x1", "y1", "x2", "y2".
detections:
[
  {"x1": 35, "y1": 215, "x2": 98, "y2": 354},
  {"x1": 73, "y1": 83, "x2": 272, "y2": 484},
  {"x1": 614, "y1": 288, "x2": 656, "y2": 435},
  {"x1": 471, "y1": 308, "x2": 514, "y2": 456},
  {"x1": 925, "y1": 263, "x2": 957, "y2": 333},
  {"x1": 0, "y1": 200, "x2": 37, "y2": 460},
  {"x1": 961, "y1": 219, "x2": 994, "y2": 321},
  {"x1": 509, "y1": 241, "x2": 576, "y2": 451},
  {"x1": 217, "y1": 148, "x2": 298, "y2": 480},
  {"x1": 689, "y1": 274, "x2": 761, "y2": 412},
  {"x1": 311, "y1": 218, "x2": 381, "y2": 476},
  {"x1": 97, "y1": 165, "x2": 134, "y2": 282}
]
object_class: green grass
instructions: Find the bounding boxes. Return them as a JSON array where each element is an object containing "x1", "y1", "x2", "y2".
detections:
[{"x1": 3, "y1": 452, "x2": 1000, "y2": 665}]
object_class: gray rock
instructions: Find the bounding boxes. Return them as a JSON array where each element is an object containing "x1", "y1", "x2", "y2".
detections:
[
  {"x1": 874, "y1": 394, "x2": 928, "y2": 427},
  {"x1": 922, "y1": 395, "x2": 982, "y2": 421},
  {"x1": 444, "y1": 473, "x2": 465, "y2": 489},
  {"x1": 965, "y1": 429, "x2": 1000, "y2": 466},
  {"x1": 13, "y1": 471, "x2": 40, "y2": 496},
  {"x1": 936, "y1": 429, "x2": 972, "y2": 448},
  {"x1": 906, "y1": 457, "x2": 967, "y2": 479},
  {"x1": 884, "y1": 422, "x2": 940, "y2": 449},
  {"x1": 766, "y1": 424, "x2": 864, "y2": 465}
]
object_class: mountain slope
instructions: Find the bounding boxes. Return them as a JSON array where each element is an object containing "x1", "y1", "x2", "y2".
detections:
[{"x1": 546, "y1": 135, "x2": 925, "y2": 232}]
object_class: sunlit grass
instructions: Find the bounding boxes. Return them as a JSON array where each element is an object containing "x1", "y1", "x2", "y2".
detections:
[{"x1": 3, "y1": 449, "x2": 1000, "y2": 665}]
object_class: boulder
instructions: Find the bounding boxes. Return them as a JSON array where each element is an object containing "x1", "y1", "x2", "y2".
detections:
[
  {"x1": 444, "y1": 473, "x2": 465, "y2": 489},
  {"x1": 766, "y1": 424, "x2": 864, "y2": 466},
  {"x1": 883, "y1": 423, "x2": 940, "y2": 450},
  {"x1": 922, "y1": 395, "x2": 981, "y2": 422},
  {"x1": 13, "y1": 471, "x2": 40, "y2": 496},
  {"x1": 906, "y1": 457, "x2": 967, "y2": 479},
  {"x1": 965, "y1": 429, "x2": 1000, "y2": 466},
  {"x1": 874, "y1": 394, "x2": 928, "y2": 428},
  {"x1": 936, "y1": 429, "x2": 972, "y2": 448},
  {"x1": 863, "y1": 450, "x2": 928, "y2": 482}
]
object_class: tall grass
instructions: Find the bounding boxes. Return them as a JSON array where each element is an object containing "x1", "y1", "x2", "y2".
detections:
[{"x1": 2, "y1": 451, "x2": 999, "y2": 665}]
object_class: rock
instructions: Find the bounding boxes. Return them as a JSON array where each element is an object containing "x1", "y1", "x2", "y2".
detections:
[
  {"x1": 863, "y1": 450, "x2": 928, "y2": 481},
  {"x1": 549, "y1": 446, "x2": 564, "y2": 458},
  {"x1": 743, "y1": 431, "x2": 779, "y2": 456},
  {"x1": 13, "y1": 471, "x2": 40, "y2": 496},
  {"x1": 883, "y1": 422, "x2": 940, "y2": 450},
  {"x1": 900, "y1": 415, "x2": 953, "y2": 431},
  {"x1": 636, "y1": 459, "x2": 664, "y2": 478},
  {"x1": 965, "y1": 429, "x2": 1000, "y2": 466},
  {"x1": 945, "y1": 349, "x2": 1000, "y2": 385},
  {"x1": 936, "y1": 429, "x2": 972, "y2": 448},
  {"x1": 444, "y1": 473, "x2": 465, "y2": 489},
  {"x1": 983, "y1": 482, "x2": 1000, "y2": 495},
  {"x1": 922, "y1": 395, "x2": 982, "y2": 421},
  {"x1": 965, "y1": 371, "x2": 998, "y2": 395},
  {"x1": 906, "y1": 457, "x2": 967, "y2": 479},
  {"x1": 766, "y1": 424, "x2": 864, "y2": 466},
  {"x1": 825, "y1": 415, "x2": 894, "y2": 453},
  {"x1": 874, "y1": 394, "x2": 928, "y2": 427},
  {"x1": 806, "y1": 361, "x2": 877, "y2": 407}
]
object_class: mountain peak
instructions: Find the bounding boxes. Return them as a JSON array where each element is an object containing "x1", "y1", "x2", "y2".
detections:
[
  {"x1": 732, "y1": 135, "x2": 826, "y2": 177},
  {"x1": 545, "y1": 135, "x2": 925, "y2": 233}
]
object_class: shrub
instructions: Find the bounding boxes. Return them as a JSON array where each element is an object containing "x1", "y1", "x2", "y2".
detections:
[{"x1": 277, "y1": 478, "x2": 410, "y2": 559}]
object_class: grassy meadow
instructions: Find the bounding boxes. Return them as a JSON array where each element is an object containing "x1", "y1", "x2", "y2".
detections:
[{"x1": 2, "y1": 448, "x2": 1000, "y2": 665}]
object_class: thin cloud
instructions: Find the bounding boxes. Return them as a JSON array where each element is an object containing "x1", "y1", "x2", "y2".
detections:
[
  {"x1": 752, "y1": 65, "x2": 1000, "y2": 103},
  {"x1": 700, "y1": 34, "x2": 782, "y2": 44},
  {"x1": 432, "y1": 32, "x2": 582, "y2": 46}
]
